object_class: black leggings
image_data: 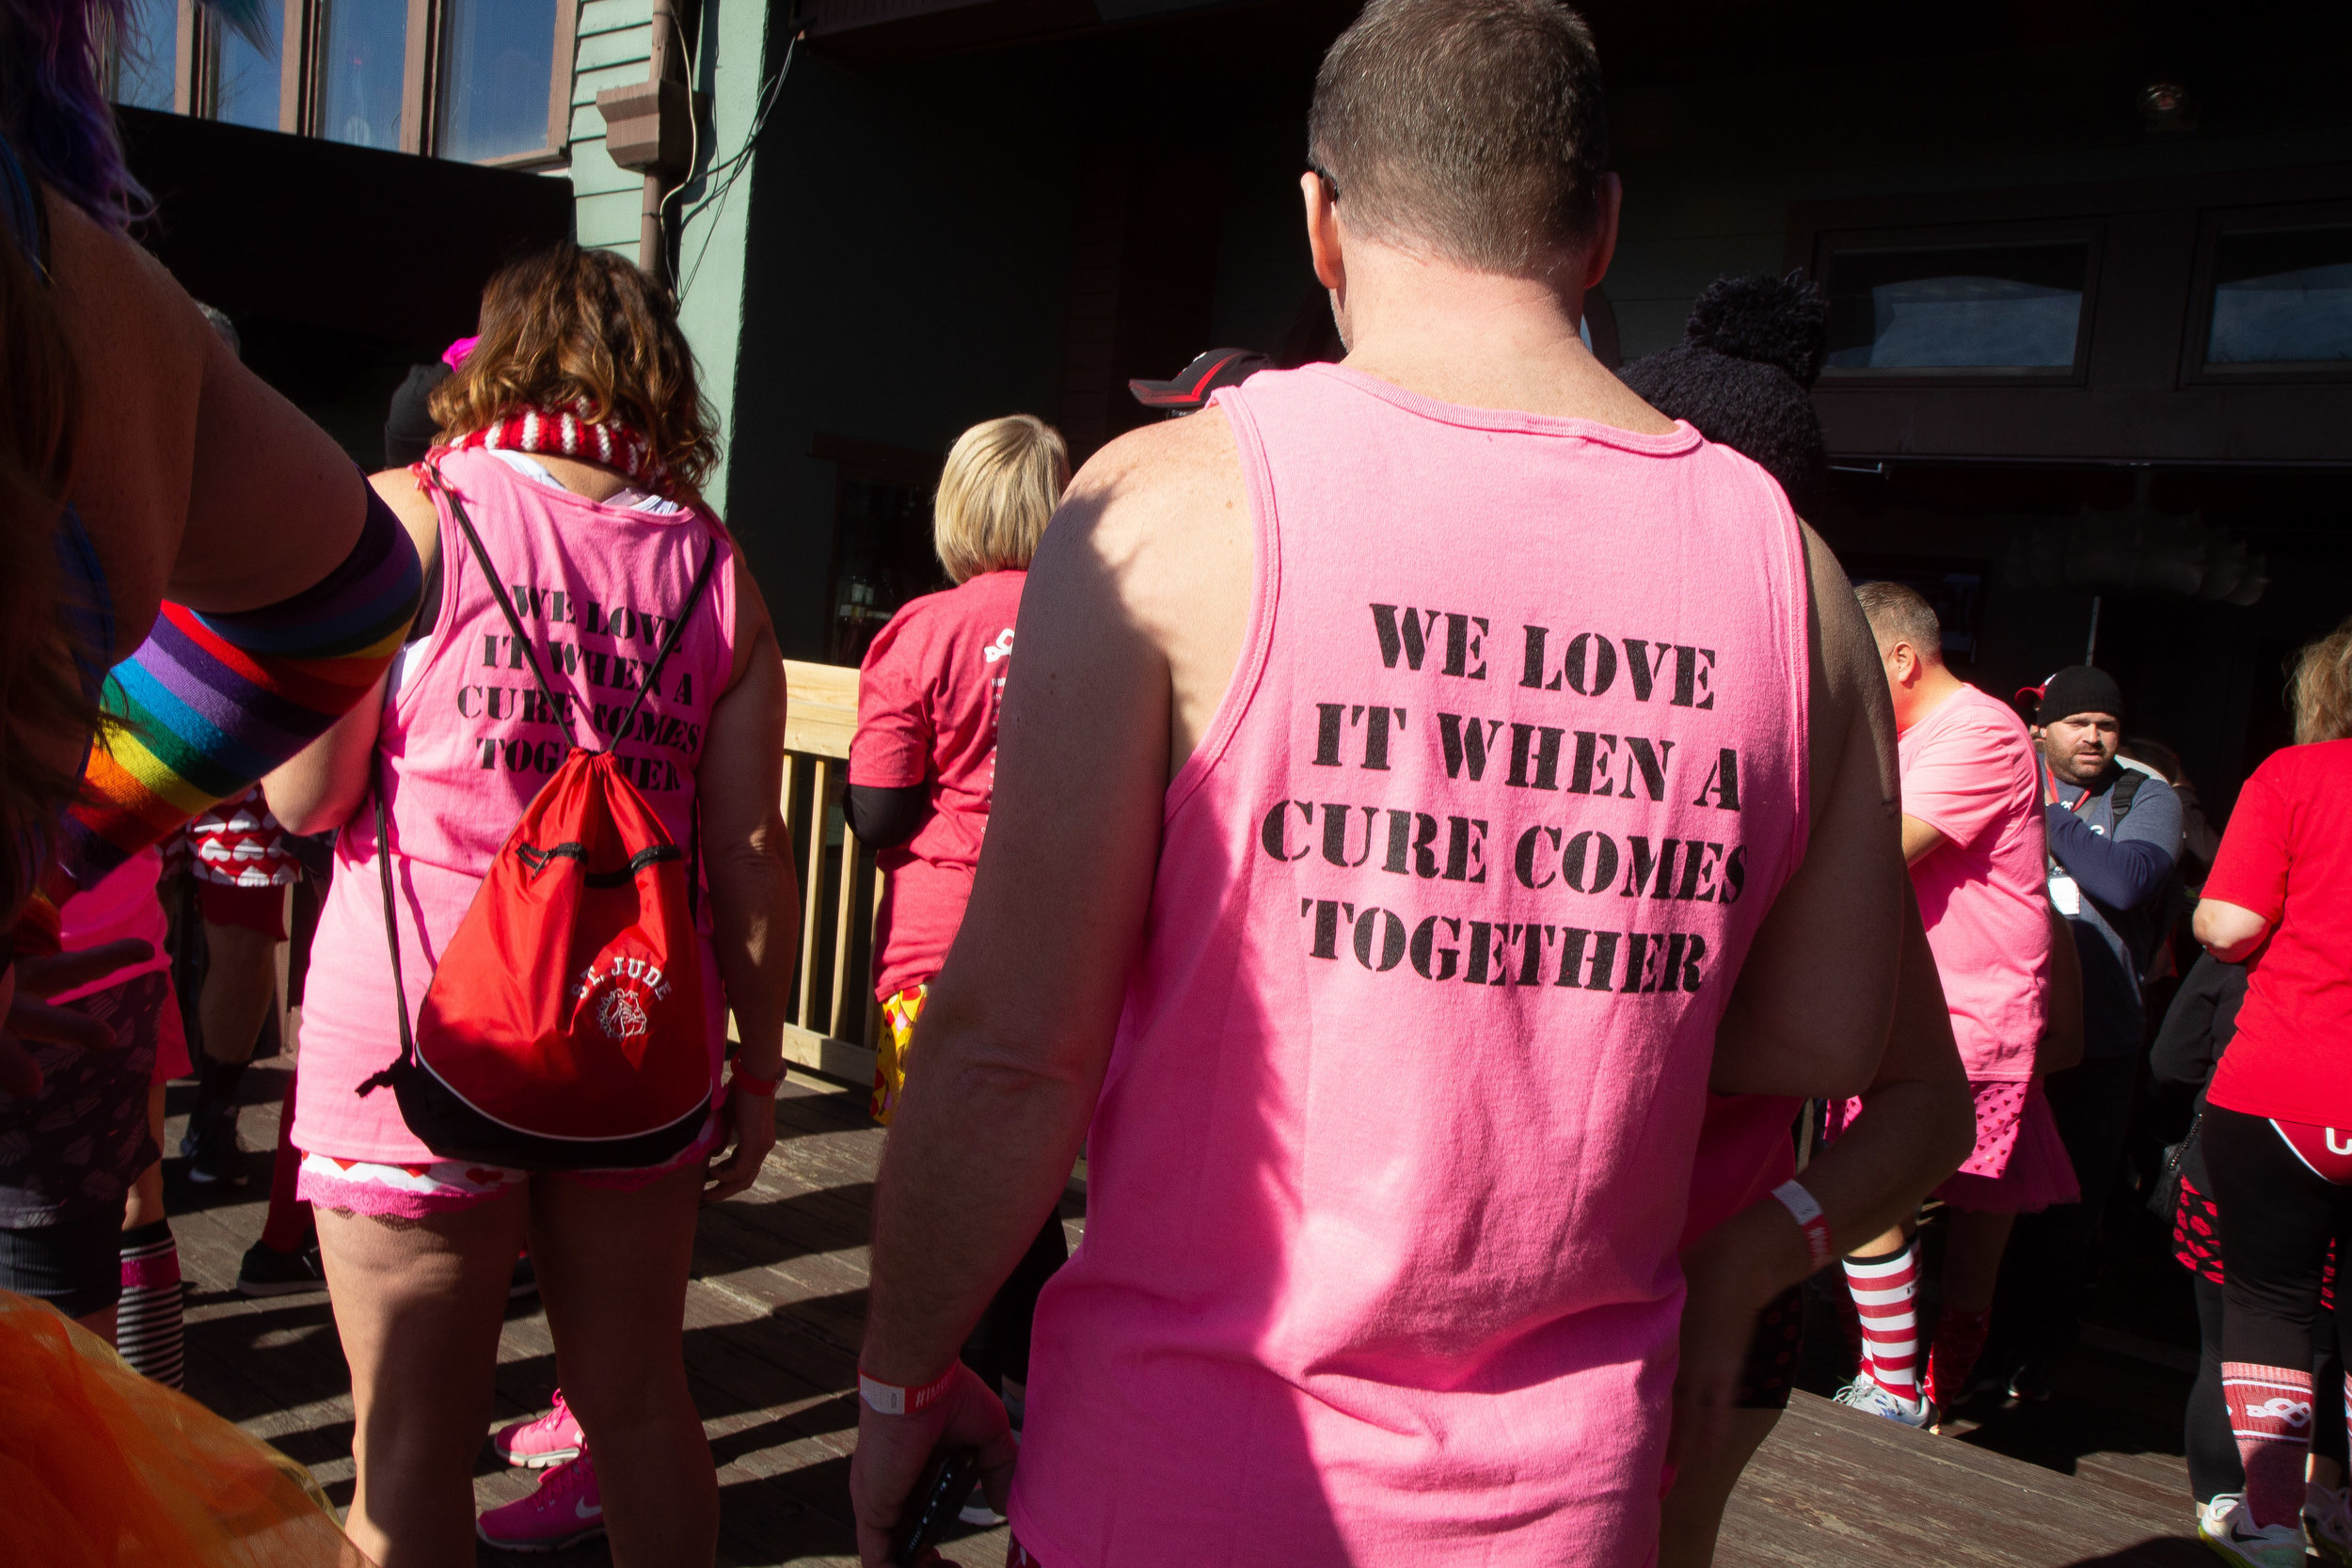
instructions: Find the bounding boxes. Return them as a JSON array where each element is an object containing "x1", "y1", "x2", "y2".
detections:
[
  {"x1": 2189, "y1": 1274, "x2": 2352, "y2": 1502},
  {"x1": 2207, "y1": 1105, "x2": 2352, "y2": 1371}
]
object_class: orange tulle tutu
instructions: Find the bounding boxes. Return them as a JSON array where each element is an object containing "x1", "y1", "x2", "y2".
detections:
[{"x1": 0, "y1": 1290, "x2": 369, "y2": 1567}]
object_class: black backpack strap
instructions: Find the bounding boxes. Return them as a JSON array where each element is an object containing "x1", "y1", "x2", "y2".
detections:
[
  {"x1": 431, "y1": 469, "x2": 583, "y2": 751},
  {"x1": 356, "y1": 764, "x2": 418, "y2": 1097},
  {"x1": 2109, "y1": 769, "x2": 2143, "y2": 827},
  {"x1": 607, "y1": 537, "x2": 723, "y2": 752}
]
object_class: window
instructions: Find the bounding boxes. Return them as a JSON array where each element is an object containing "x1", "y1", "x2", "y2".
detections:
[
  {"x1": 437, "y1": 0, "x2": 561, "y2": 163},
  {"x1": 214, "y1": 5, "x2": 286, "y2": 129},
  {"x1": 110, "y1": 0, "x2": 179, "y2": 110},
  {"x1": 316, "y1": 0, "x2": 407, "y2": 150},
  {"x1": 2203, "y1": 225, "x2": 2352, "y2": 371},
  {"x1": 1821, "y1": 234, "x2": 2094, "y2": 376},
  {"x1": 107, "y1": 1, "x2": 573, "y2": 166}
]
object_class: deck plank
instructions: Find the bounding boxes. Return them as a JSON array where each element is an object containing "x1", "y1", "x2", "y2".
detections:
[{"x1": 169, "y1": 1063, "x2": 2199, "y2": 1567}]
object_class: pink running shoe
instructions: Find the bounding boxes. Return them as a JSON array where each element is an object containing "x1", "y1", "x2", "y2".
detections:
[
  {"x1": 476, "y1": 1454, "x2": 604, "y2": 1552},
  {"x1": 490, "y1": 1390, "x2": 584, "y2": 1468}
]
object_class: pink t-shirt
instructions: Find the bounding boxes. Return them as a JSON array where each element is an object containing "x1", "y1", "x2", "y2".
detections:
[
  {"x1": 293, "y1": 449, "x2": 738, "y2": 1164},
  {"x1": 850, "y1": 569, "x2": 1025, "y2": 1001},
  {"x1": 1899, "y1": 682, "x2": 2051, "y2": 1081},
  {"x1": 1009, "y1": 366, "x2": 1814, "y2": 1566},
  {"x1": 1683, "y1": 1094, "x2": 1801, "y2": 1248}
]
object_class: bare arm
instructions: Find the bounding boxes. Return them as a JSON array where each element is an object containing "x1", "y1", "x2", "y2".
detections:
[
  {"x1": 1708, "y1": 525, "x2": 1906, "y2": 1099},
  {"x1": 2194, "y1": 897, "x2": 2271, "y2": 964},
  {"x1": 699, "y1": 565, "x2": 799, "y2": 1203},
  {"x1": 45, "y1": 188, "x2": 363, "y2": 648},
  {"x1": 262, "y1": 472, "x2": 439, "y2": 834},
  {"x1": 1677, "y1": 881, "x2": 1970, "y2": 1451},
  {"x1": 849, "y1": 417, "x2": 1238, "y2": 1563},
  {"x1": 1900, "y1": 815, "x2": 1947, "y2": 867}
]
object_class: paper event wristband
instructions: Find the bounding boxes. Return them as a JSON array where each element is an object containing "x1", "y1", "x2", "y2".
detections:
[
  {"x1": 1770, "y1": 1179, "x2": 1835, "y2": 1272},
  {"x1": 859, "y1": 1366, "x2": 956, "y2": 1417}
]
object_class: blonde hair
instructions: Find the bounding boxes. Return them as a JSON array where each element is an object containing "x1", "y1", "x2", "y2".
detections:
[
  {"x1": 2290, "y1": 617, "x2": 2352, "y2": 746},
  {"x1": 933, "y1": 416, "x2": 1069, "y2": 584}
]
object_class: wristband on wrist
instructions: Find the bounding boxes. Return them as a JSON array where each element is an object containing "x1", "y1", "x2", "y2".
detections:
[
  {"x1": 858, "y1": 1364, "x2": 957, "y2": 1417},
  {"x1": 730, "y1": 1064, "x2": 783, "y2": 1099},
  {"x1": 1770, "y1": 1179, "x2": 1835, "y2": 1273}
]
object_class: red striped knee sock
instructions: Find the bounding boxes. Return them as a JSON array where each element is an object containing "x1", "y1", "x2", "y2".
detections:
[
  {"x1": 1926, "y1": 1306, "x2": 1994, "y2": 1411},
  {"x1": 2224, "y1": 1362, "x2": 2313, "y2": 1528},
  {"x1": 1842, "y1": 1243, "x2": 1922, "y2": 1403}
]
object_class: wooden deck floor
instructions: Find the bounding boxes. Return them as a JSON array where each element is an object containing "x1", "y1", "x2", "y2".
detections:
[{"x1": 167, "y1": 1059, "x2": 2205, "y2": 1568}]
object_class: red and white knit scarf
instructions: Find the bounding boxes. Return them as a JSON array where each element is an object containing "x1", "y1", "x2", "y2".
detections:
[{"x1": 435, "y1": 403, "x2": 671, "y2": 496}]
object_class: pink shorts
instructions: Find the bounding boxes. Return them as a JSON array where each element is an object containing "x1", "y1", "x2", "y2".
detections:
[{"x1": 1827, "y1": 1078, "x2": 2079, "y2": 1216}]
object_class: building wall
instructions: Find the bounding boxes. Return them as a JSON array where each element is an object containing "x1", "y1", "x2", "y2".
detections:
[
  {"x1": 570, "y1": 1, "x2": 655, "y2": 257},
  {"x1": 722, "y1": 48, "x2": 1080, "y2": 657}
]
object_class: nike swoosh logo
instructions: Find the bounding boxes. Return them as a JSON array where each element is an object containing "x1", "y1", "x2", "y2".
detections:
[{"x1": 576, "y1": 1499, "x2": 603, "y2": 1520}]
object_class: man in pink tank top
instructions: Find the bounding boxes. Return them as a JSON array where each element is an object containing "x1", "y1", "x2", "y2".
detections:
[{"x1": 850, "y1": 4, "x2": 1968, "y2": 1563}]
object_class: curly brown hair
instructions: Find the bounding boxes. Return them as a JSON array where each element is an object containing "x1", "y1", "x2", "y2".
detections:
[
  {"x1": 1, "y1": 223, "x2": 103, "y2": 921},
  {"x1": 429, "y1": 243, "x2": 720, "y2": 500},
  {"x1": 2291, "y1": 617, "x2": 2352, "y2": 747}
]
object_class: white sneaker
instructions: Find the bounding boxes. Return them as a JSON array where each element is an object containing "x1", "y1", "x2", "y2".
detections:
[
  {"x1": 2201, "y1": 1494, "x2": 2311, "y2": 1568},
  {"x1": 2307, "y1": 1482, "x2": 2352, "y2": 1565},
  {"x1": 1832, "y1": 1375, "x2": 1933, "y2": 1429},
  {"x1": 958, "y1": 1482, "x2": 1008, "y2": 1528},
  {"x1": 2200, "y1": 1493, "x2": 2243, "y2": 1531}
]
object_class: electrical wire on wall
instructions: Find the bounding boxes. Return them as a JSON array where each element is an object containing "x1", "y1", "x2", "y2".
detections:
[{"x1": 677, "y1": 24, "x2": 803, "y2": 302}]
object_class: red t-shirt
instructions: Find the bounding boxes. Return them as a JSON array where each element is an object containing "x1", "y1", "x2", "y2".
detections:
[
  {"x1": 850, "y1": 570, "x2": 1025, "y2": 1001},
  {"x1": 2204, "y1": 739, "x2": 2352, "y2": 1125}
]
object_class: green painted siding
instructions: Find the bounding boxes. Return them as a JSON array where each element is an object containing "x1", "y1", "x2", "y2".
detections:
[{"x1": 566, "y1": 0, "x2": 653, "y2": 257}]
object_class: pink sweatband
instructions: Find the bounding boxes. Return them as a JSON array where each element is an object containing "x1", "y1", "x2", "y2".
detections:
[{"x1": 1771, "y1": 1179, "x2": 1835, "y2": 1272}]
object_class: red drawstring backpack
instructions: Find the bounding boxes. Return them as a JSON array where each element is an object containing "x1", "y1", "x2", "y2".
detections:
[{"x1": 358, "y1": 479, "x2": 721, "y2": 1169}]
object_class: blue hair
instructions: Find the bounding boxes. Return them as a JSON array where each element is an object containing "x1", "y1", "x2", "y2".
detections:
[{"x1": 0, "y1": 0, "x2": 271, "y2": 232}]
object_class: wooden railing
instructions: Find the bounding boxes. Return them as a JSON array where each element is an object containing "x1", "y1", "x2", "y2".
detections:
[{"x1": 772, "y1": 658, "x2": 884, "y2": 1087}]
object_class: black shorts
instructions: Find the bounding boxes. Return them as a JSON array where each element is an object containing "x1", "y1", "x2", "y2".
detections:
[
  {"x1": 0, "y1": 1208, "x2": 122, "y2": 1319},
  {"x1": 1736, "y1": 1283, "x2": 1805, "y2": 1410}
]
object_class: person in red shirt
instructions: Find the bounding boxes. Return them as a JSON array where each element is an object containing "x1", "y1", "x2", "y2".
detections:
[
  {"x1": 846, "y1": 414, "x2": 1069, "y2": 1514},
  {"x1": 2191, "y1": 616, "x2": 2352, "y2": 1566}
]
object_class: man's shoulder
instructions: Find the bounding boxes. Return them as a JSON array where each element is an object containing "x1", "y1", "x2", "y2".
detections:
[
  {"x1": 1915, "y1": 684, "x2": 2032, "y2": 755},
  {"x1": 1071, "y1": 407, "x2": 1245, "y2": 525},
  {"x1": 1053, "y1": 409, "x2": 1250, "y2": 598}
]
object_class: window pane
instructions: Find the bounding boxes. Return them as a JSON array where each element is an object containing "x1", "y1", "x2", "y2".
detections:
[
  {"x1": 318, "y1": 0, "x2": 407, "y2": 150},
  {"x1": 2207, "y1": 227, "x2": 2352, "y2": 367},
  {"x1": 215, "y1": 5, "x2": 284, "y2": 130},
  {"x1": 112, "y1": 0, "x2": 178, "y2": 110},
  {"x1": 437, "y1": 0, "x2": 557, "y2": 162},
  {"x1": 1825, "y1": 242, "x2": 2089, "y2": 370}
]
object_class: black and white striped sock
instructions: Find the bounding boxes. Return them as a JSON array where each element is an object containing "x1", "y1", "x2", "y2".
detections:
[{"x1": 117, "y1": 1219, "x2": 185, "y2": 1389}]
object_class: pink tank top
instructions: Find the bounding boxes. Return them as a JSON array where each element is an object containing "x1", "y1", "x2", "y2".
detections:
[
  {"x1": 1009, "y1": 366, "x2": 1812, "y2": 1567},
  {"x1": 294, "y1": 449, "x2": 738, "y2": 1164}
]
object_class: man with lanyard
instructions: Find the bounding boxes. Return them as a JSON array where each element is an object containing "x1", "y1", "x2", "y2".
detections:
[{"x1": 2010, "y1": 663, "x2": 2184, "y2": 1400}]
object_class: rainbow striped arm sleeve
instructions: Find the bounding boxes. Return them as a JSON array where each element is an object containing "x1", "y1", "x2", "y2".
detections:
[{"x1": 59, "y1": 484, "x2": 422, "y2": 889}]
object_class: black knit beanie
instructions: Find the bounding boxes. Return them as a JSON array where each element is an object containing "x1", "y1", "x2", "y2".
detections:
[
  {"x1": 384, "y1": 361, "x2": 451, "y2": 469},
  {"x1": 1616, "y1": 272, "x2": 1830, "y2": 509},
  {"x1": 2036, "y1": 664, "x2": 2124, "y2": 724}
]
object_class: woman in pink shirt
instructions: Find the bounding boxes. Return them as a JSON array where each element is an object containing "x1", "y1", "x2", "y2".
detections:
[
  {"x1": 265, "y1": 246, "x2": 797, "y2": 1568},
  {"x1": 847, "y1": 416, "x2": 1068, "y2": 1498}
]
